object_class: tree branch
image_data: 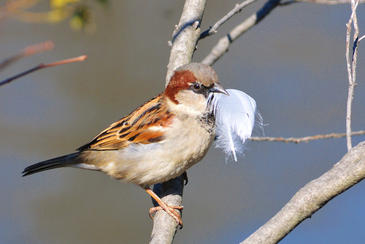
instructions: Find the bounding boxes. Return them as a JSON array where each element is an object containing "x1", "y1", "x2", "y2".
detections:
[
  {"x1": 250, "y1": 130, "x2": 365, "y2": 143},
  {"x1": 0, "y1": 41, "x2": 54, "y2": 71},
  {"x1": 150, "y1": 177, "x2": 185, "y2": 244},
  {"x1": 150, "y1": 1, "x2": 206, "y2": 243},
  {"x1": 345, "y1": 0, "x2": 361, "y2": 151},
  {"x1": 294, "y1": 0, "x2": 365, "y2": 4},
  {"x1": 199, "y1": 0, "x2": 259, "y2": 40},
  {"x1": 241, "y1": 141, "x2": 365, "y2": 243},
  {"x1": 0, "y1": 55, "x2": 87, "y2": 87},
  {"x1": 164, "y1": 0, "x2": 207, "y2": 85},
  {"x1": 202, "y1": 0, "x2": 281, "y2": 66}
]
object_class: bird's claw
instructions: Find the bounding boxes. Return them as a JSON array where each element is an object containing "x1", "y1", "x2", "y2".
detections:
[{"x1": 149, "y1": 205, "x2": 184, "y2": 228}]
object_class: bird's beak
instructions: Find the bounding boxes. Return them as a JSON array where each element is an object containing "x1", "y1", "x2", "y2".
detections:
[{"x1": 210, "y1": 83, "x2": 229, "y2": 95}]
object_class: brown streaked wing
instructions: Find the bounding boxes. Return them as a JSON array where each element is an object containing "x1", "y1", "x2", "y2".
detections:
[{"x1": 77, "y1": 95, "x2": 174, "y2": 151}]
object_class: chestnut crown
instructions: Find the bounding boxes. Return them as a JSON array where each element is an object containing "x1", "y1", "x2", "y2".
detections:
[{"x1": 165, "y1": 63, "x2": 227, "y2": 104}]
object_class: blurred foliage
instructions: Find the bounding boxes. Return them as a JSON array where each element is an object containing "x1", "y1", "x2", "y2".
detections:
[{"x1": 0, "y1": 0, "x2": 109, "y2": 30}]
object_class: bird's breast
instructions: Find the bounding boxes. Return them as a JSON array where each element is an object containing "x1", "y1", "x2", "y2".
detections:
[
  {"x1": 87, "y1": 114, "x2": 215, "y2": 187},
  {"x1": 165, "y1": 114, "x2": 215, "y2": 168}
]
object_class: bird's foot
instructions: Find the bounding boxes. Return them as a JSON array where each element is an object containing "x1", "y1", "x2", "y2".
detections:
[
  {"x1": 149, "y1": 205, "x2": 184, "y2": 228},
  {"x1": 145, "y1": 188, "x2": 184, "y2": 228}
]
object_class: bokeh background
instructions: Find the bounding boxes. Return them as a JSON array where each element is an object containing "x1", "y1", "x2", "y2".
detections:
[{"x1": 1, "y1": 0, "x2": 365, "y2": 243}]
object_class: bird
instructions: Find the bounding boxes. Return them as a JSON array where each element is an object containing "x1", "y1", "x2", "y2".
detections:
[{"x1": 22, "y1": 62, "x2": 228, "y2": 226}]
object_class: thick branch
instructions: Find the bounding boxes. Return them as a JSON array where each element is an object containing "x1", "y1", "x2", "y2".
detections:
[
  {"x1": 150, "y1": 1, "x2": 206, "y2": 243},
  {"x1": 242, "y1": 141, "x2": 365, "y2": 244},
  {"x1": 150, "y1": 177, "x2": 185, "y2": 244},
  {"x1": 165, "y1": 0, "x2": 207, "y2": 85}
]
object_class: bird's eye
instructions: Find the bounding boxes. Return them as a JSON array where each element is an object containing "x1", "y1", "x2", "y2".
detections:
[{"x1": 192, "y1": 82, "x2": 201, "y2": 91}]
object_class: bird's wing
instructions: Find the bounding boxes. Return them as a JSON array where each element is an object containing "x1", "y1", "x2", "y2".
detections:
[{"x1": 77, "y1": 95, "x2": 174, "y2": 151}]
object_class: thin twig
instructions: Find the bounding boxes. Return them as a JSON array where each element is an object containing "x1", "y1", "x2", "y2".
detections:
[
  {"x1": 250, "y1": 130, "x2": 365, "y2": 143},
  {"x1": 242, "y1": 141, "x2": 365, "y2": 243},
  {"x1": 0, "y1": 41, "x2": 54, "y2": 71},
  {"x1": 345, "y1": 2, "x2": 354, "y2": 150},
  {"x1": 0, "y1": 55, "x2": 87, "y2": 87},
  {"x1": 358, "y1": 34, "x2": 365, "y2": 42},
  {"x1": 345, "y1": 0, "x2": 361, "y2": 151},
  {"x1": 202, "y1": 0, "x2": 281, "y2": 66},
  {"x1": 295, "y1": 0, "x2": 365, "y2": 4},
  {"x1": 199, "y1": 0, "x2": 258, "y2": 40}
]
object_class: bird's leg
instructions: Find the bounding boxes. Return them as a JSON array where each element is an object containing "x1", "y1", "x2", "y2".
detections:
[{"x1": 145, "y1": 188, "x2": 184, "y2": 227}]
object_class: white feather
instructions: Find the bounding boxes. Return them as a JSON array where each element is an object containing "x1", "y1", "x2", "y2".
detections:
[{"x1": 210, "y1": 89, "x2": 257, "y2": 161}]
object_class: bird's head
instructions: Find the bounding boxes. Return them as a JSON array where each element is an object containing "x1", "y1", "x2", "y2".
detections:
[{"x1": 164, "y1": 63, "x2": 228, "y2": 115}]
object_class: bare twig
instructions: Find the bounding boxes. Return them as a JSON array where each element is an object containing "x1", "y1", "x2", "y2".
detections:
[
  {"x1": 0, "y1": 41, "x2": 54, "y2": 71},
  {"x1": 242, "y1": 141, "x2": 365, "y2": 244},
  {"x1": 199, "y1": 0, "x2": 258, "y2": 40},
  {"x1": 150, "y1": 1, "x2": 206, "y2": 243},
  {"x1": 345, "y1": 1, "x2": 354, "y2": 150},
  {"x1": 202, "y1": 0, "x2": 281, "y2": 66},
  {"x1": 0, "y1": 55, "x2": 87, "y2": 87},
  {"x1": 345, "y1": 0, "x2": 361, "y2": 151},
  {"x1": 295, "y1": 0, "x2": 365, "y2": 4},
  {"x1": 359, "y1": 34, "x2": 365, "y2": 42},
  {"x1": 250, "y1": 130, "x2": 365, "y2": 143}
]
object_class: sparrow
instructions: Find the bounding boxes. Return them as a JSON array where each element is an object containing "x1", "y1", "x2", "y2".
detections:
[{"x1": 22, "y1": 62, "x2": 228, "y2": 226}]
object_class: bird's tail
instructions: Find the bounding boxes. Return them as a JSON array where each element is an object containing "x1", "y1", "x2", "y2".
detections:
[{"x1": 22, "y1": 152, "x2": 81, "y2": 177}]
